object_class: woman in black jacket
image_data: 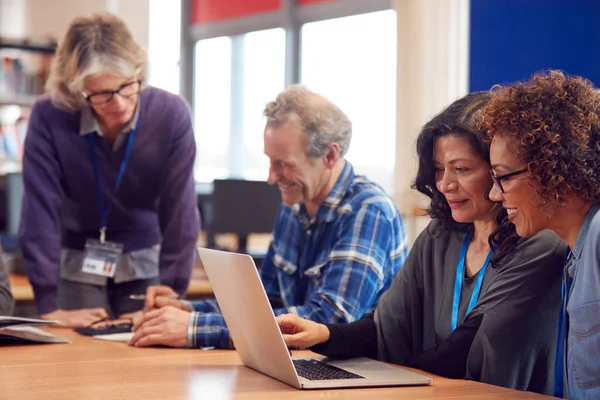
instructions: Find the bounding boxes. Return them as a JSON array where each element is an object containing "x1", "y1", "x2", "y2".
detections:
[{"x1": 277, "y1": 92, "x2": 565, "y2": 395}]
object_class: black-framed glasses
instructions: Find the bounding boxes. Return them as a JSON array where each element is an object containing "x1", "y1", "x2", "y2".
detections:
[
  {"x1": 83, "y1": 80, "x2": 141, "y2": 105},
  {"x1": 490, "y1": 168, "x2": 527, "y2": 193}
]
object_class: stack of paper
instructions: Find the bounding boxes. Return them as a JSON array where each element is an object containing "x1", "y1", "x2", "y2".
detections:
[
  {"x1": 0, "y1": 316, "x2": 69, "y2": 344},
  {"x1": 93, "y1": 332, "x2": 133, "y2": 342}
]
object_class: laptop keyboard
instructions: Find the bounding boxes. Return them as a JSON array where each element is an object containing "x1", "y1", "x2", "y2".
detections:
[{"x1": 293, "y1": 359, "x2": 365, "y2": 381}]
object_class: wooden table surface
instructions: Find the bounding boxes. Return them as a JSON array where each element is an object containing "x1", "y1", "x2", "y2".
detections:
[
  {"x1": 0, "y1": 328, "x2": 555, "y2": 400},
  {"x1": 7, "y1": 272, "x2": 33, "y2": 302},
  {"x1": 8, "y1": 268, "x2": 213, "y2": 302}
]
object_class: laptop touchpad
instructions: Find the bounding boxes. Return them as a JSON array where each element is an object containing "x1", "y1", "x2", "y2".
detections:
[{"x1": 327, "y1": 358, "x2": 397, "y2": 372}]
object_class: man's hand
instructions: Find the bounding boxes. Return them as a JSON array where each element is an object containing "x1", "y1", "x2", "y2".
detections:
[
  {"x1": 40, "y1": 308, "x2": 109, "y2": 328},
  {"x1": 129, "y1": 306, "x2": 190, "y2": 348},
  {"x1": 277, "y1": 313, "x2": 331, "y2": 349},
  {"x1": 143, "y1": 285, "x2": 188, "y2": 311}
]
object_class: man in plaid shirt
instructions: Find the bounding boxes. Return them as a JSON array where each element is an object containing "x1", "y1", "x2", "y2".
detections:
[{"x1": 130, "y1": 85, "x2": 408, "y2": 349}]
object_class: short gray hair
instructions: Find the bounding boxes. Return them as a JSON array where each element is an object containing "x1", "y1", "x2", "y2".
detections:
[
  {"x1": 263, "y1": 85, "x2": 352, "y2": 158},
  {"x1": 45, "y1": 12, "x2": 148, "y2": 111}
]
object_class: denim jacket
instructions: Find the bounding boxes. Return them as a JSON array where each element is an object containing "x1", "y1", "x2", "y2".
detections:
[{"x1": 565, "y1": 204, "x2": 600, "y2": 399}]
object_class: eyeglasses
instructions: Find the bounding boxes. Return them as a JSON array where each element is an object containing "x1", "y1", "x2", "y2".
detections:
[
  {"x1": 490, "y1": 168, "x2": 527, "y2": 193},
  {"x1": 83, "y1": 80, "x2": 141, "y2": 105}
]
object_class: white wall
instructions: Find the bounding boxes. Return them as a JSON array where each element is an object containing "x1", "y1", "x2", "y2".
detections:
[
  {"x1": 0, "y1": 0, "x2": 29, "y2": 37},
  {"x1": 109, "y1": 0, "x2": 150, "y2": 50},
  {"x1": 1, "y1": 0, "x2": 149, "y2": 49},
  {"x1": 392, "y1": 0, "x2": 470, "y2": 243}
]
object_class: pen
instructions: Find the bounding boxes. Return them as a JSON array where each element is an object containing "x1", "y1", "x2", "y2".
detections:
[{"x1": 128, "y1": 294, "x2": 181, "y2": 300}]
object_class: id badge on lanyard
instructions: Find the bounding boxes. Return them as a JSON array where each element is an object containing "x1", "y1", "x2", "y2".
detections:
[
  {"x1": 81, "y1": 124, "x2": 139, "y2": 277},
  {"x1": 82, "y1": 238, "x2": 124, "y2": 277}
]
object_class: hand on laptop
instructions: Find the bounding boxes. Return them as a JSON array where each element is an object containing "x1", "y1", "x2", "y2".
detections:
[
  {"x1": 128, "y1": 306, "x2": 189, "y2": 348},
  {"x1": 276, "y1": 313, "x2": 331, "y2": 349},
  {"x1": 143, "y1": 285, "x2": 189, "y2": 312}
]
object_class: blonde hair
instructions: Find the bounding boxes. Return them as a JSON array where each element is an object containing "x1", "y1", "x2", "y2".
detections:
[
  {"x1": 45, "y1": 12, "x2": 148, "y2": 111},
  {"x1": 263, "y1": 85, "x2": 352, "y2": 158}
]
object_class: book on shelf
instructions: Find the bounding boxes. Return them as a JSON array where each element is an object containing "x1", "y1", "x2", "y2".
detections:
[
  {"x1": 0, "y1": 57, "x2": 44, "y2": 100},
  {"x1": 0, "y1": 46, "x2": 52, "y2": 104},
  {"x1": 0, "y1": 109, "x2": 27, "y2": 167},
  {"x1": 0, "y1": 316, "x2": 70, "y2": 344}
]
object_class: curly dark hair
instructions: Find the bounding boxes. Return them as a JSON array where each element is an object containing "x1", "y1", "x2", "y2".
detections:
[
  {"x1": 412, "y1": 92, "x2": 519, "y2": 264},
  {"x1": 482, "y1": 70, "x2": 600, "y2": 207}
]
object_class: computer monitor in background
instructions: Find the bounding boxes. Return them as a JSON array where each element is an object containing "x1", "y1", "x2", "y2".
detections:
[
  {"x1": 206, "y1": 179, "x2": 281, "y2": 256},
  {"x1": 0, "y1": 172, "x2": 23, "y2": 253}
]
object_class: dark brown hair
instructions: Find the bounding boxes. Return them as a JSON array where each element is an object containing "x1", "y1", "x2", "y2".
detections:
[{"x1": 413, "y1": 92, "x2": 518, "y2": 264}]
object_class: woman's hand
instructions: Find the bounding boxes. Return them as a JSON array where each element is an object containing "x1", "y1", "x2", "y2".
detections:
[{"x1": 276, "y1": 313, "x2": 331, "y2": 348}]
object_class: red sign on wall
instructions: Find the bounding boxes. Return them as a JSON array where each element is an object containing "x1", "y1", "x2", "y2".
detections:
[
  {"x1": 191, "y1": 0, "x2": 282, "y2": 24},
  {"x1": 299, "y1": 0, "x2": 337, "y2": 5}
]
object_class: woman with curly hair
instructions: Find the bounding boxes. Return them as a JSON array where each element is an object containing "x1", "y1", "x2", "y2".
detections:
[
  {"x1": 275, "y1": 92, "x2": 565, "y2": 394},
  {"x1": 485, "y1": 70, "x2": 600, "y2": 399}
]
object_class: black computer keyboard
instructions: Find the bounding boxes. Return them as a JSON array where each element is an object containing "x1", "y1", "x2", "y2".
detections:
[{"x1": 293, "y1": 359, "x2": 365, "y2": 381}]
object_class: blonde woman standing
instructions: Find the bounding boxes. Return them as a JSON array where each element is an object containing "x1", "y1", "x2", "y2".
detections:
[{"x1": 19, "y1": 12, "x2": 199, "y2": 326}]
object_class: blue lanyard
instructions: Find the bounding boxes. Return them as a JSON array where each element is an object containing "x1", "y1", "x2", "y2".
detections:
[
  {"x1": 451, "y1": 231, "x2": 493, "y2": 332},
  {"x1": 87, "y1": 125, "x2": 139, "y2": 243},
  {"x1": 554, "y1": 248, "x2": 573, "y2": 398}
]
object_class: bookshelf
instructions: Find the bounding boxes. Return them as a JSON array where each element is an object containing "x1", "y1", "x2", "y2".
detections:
[
  {"x1": 0, "y1": 94, "x2": 38, "y2": 107},
  {"x1": 0, "y1": 37, "x2": 56, "y2": 54},
  {"x1": 0, "y1": 38, "x2": 54, "y2": 248},
  {"x1": 0, "y1": 37, "x2": 56, "y2": 105}
]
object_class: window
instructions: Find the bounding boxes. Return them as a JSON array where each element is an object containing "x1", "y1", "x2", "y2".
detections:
[
  {"x1": 301, "y1": 10, "x2": 397, "y2": 192},
  {"x1": 241, "y1": 28, "x2": 286, "y2": 181},
  {"x1": 187, "y1": 3, "x2": 395, "y2": 188},
  {"x1": 194, "y1": 37, "x2": 232, "y2": 181},
  {"x1": 148, "y1": 0, "x2": 181, "y2": 94},
  {"x1": 193, "y1": 28, "x2": 285, "y2": 182}
]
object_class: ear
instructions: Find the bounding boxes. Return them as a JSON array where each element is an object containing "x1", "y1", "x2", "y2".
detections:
[{"x1": 324, "y1": 143, "x2": 341, "y2": 168}]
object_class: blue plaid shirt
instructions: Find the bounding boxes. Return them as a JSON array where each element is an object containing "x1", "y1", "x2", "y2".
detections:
[{"x1": 188, "y1": 161, "x2": 408, "y2": 348}]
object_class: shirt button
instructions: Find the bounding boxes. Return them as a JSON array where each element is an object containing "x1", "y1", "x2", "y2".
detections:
[{"x1": 306, "y1": 229, "x2": 312, "y2": 235}]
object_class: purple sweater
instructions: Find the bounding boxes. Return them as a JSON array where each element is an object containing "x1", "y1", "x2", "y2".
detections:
[{"x1": 20, "y1": 87, "x2": 200, "y2": 314}]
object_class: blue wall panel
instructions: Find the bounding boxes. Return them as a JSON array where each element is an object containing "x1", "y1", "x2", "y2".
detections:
[{"x1": 470, "y1": 0, "x2": 600, "y2": 91}]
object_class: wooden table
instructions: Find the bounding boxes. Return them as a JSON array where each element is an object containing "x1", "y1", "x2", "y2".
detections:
[
  {"x1": 9, "y1": 269, "x2": 213, "y2": 318},
  {"x1": 0, "y1": 329, "x2": 555, "y2": 400},
  {"x1": 9, "y1": 268, "x2": 213, "y2": 303},
  {"x1": 7, "y1": 272, "x2": 33, "y2": 302}
]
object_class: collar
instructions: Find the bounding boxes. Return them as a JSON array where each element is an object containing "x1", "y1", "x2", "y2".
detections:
[
  {"x1": 293, "y1": 160, "x2": 355, "y2": 226},
  {"x1": 570, "y1": 203, "x2": 600, "y2": 261},
  {"x1": 79, "y1": 97, "x2": 141, "y2": 137}
]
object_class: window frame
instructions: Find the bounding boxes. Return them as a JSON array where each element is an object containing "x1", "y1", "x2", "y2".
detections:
[{"x1": 180, "y1": 0, "x2": 393, "y2": 183}]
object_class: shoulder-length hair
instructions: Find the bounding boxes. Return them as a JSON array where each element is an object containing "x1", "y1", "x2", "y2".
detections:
[
  {"x1": 45, "y1": 11, "x2": 148, "y2": 111},
  {"x1": 412, "y1": 92, "x2": 518, "y2": 264}
]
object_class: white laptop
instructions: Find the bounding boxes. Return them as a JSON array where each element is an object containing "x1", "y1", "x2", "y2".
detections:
[{"x1": 198, "y1": 247, "x2": 433, "y2": 390}]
